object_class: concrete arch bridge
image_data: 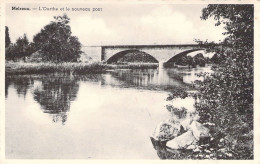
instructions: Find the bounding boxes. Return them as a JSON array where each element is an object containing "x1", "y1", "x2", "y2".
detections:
[{"x1": 82, "y1": 44, "x2": 205, "y2": 64}]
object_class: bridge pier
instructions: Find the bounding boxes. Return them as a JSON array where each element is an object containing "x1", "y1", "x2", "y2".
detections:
[{"x1": 159, "y1": 60, "x2": 166, "y2": 69}]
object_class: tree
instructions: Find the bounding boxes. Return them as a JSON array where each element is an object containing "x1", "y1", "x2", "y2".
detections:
[
  {"x1": 5, "y1": 26, "x2": 11, "y2": 48},
  {"x1": 193, "y1": 53, "x2": 206, "y2": 66},
  {"x1": 5, "y1": 34, "x2": 35, "y2": 61},
  {"x1": 5, "y1": 44, "x2": 16, "y2": 61},
  {"x1": 5, "y1": 26, "x2": 13, "y2": 60},
  {"x1": 15, "y1": 34, "x2": 30, "y2": 62},
  {"x1": 195, "y1": 5, "x2": 253, "y2": 159},
  {"x1": 33, "y1": 14, "x2": 82, "y2": 63}
]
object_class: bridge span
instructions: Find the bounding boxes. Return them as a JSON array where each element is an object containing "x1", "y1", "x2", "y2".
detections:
[{"x1": 82, "y1": 44, "x2": 204, "y2": 63}]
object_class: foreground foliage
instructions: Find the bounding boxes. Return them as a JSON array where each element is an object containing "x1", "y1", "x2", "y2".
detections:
[
  {"x1": 162, "y1": 4, "x2": 253, "y2": 160},
  {"x1": 195, "y1": 4, "x2": 254, "y2": 159}
]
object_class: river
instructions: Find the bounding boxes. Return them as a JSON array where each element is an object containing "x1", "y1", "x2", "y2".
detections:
[{"x1": 5, "y1": 65, "x2": 212, "y2": 159}]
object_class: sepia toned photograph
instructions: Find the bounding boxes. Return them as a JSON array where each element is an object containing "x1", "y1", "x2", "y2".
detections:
[{"x1": 3, "y1": 1, "x2": 255, "y2": 160}]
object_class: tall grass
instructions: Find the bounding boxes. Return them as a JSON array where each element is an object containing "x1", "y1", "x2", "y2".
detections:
[{"x1": 5, "y1": 62, "x2": 158, "y2": 75}]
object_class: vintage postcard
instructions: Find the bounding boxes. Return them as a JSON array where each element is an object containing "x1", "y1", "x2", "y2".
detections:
[{"x1": 0, "y1": 0, "x2": 259, "y2": 163}]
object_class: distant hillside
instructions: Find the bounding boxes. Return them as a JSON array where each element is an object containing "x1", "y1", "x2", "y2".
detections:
[
  {"x1": 79, "y1": 52, "x2": 95, "y2": 63},
  {"x1": 81, "y1": 47, "x2": 101, "y2": 62}
]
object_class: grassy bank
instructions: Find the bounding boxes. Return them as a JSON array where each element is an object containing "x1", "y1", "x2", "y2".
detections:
[{"x1": 5, "y1": 62, "x2": 158, "y2": 75}]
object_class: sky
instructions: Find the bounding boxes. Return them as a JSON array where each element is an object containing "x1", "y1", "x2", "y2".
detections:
[{"x1": 6, "y1": 3, "x2": 226, "y2": 46}]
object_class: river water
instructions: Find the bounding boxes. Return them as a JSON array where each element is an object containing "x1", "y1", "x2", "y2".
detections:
[{"x1": 5, "y1": 65, "x2": 212, "y2": 159}]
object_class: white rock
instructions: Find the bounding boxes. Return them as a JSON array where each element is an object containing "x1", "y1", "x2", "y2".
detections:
[
  {"x1": 179, "y1": 112, "x2": 200, "y2": 130},
  {"x1": 186, "y1": 145, "x2": 197, "y2": 150},
  {"x1": 152, "y1": 118, "x2": 182, "y2": 141},
  {"x1": 166, "y1": 130, "x2": 198, "y2": 149},
  {"x1": 189, "y1": 121, "x2": 210, "y2": 140},
  {"x1": 180, "y1": 117, "x2": 192, "y2": 130}
]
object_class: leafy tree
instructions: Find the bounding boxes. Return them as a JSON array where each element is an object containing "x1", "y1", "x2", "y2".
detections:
[
  {"x1": 15, "y1": 34, "x2": 30, "y2": 61},
  {"x1": 5, "y1": 34, "x2": 35, "y2": 61},
  {"x1": 33, "y1": 14, "x2": 82, "y2": 63},
  {"x1": 193, "y1": 53, "x2": 206, "y2": 67},
  {"x1": 5, "y1": 26, "x2": 11, "y2": 48},
  {"x1": 5, "y1": 44, "x2": 16, "y2": 61},
  {"x1": 5, "y1": 26, "x2": 13, "y2": 60},
  {"x1": 194, "y1": 4, "x2": 253, "y2": 159}
]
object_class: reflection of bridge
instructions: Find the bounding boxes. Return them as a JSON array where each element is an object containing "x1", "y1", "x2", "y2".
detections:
[{"x1": 82, "y1": 44, "x2": 204, "y2": 63}]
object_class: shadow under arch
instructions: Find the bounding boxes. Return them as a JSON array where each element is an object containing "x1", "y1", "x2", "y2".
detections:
[
  {"x1": 165, "y1": 49, "x2": 204, "y2": 64},
  {"x1": 106, "y1": 49, "x2": 159, "y2": 64}
]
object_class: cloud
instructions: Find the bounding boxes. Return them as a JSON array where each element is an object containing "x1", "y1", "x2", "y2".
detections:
[
  {"x1": 5, "y1": 4, "x2": 226, "y2": 46},
  {"x1": 83, "y1": 5, "x2": 226, "y2": 45},
  {"x1": 136, "y1": 6, "x2": 225, "y2": 44},
  {"x1": 6, "y1": 14, "x2": 51, "y2": 42},
  {"x1": 83, "y1": 6, "x2": 198, "y2": 46},
  {"x1": 195, "y1": 18, "x2": 226, "y2": 42},
  {"x1": 138, "y1": 6, "x2": 195, "y2": 44},
  {"x1": 71, "y1": 16, "x2": 115, "y2": 45}
]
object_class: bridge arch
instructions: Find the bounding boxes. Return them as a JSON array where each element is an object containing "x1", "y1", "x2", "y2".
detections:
[
  {"x1": 165, "y1": 49, "x2": 204, "y2": 63},
  {"x1": 106, "y1": 49, "x2": 159, "y2": 64}
]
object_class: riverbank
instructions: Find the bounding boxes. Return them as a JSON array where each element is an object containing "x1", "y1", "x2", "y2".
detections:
[{"x1": 5, "y1": 62, "x2": 158, "y2": 75}]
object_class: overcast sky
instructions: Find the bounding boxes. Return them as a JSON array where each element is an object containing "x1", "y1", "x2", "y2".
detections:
[{"x1": 6, "y1": 3, "x2": 226, "y2": 46}]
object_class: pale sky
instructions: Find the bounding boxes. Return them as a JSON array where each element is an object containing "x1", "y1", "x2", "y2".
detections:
[{"x1": 6, "y1": 3, "x2": 226, "y2": 46}]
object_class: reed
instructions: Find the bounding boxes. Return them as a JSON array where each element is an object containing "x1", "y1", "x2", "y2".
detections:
[{"x1": 5, "y1": 62, "x2": 158, "y2": 75}]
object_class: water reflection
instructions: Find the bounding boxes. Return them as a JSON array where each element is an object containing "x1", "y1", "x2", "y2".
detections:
[
  {"x1": 33, "y1": 76, "x2": 79, "y2": 125},
  {"x1": 5, "y1": 66, "x2": 212, "y2": 125},
  {"x1": 102, "y1": 69, "x2": 187, "y2": 90},
  {"x1": 5, "y1": 76, "x2": 34, "y2": 98},
  {"x1": 5, "y1": 66, "x2": 213, "y2": 159}
]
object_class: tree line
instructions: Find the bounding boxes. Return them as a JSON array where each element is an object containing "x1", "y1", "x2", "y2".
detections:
[{"x1": 5, "y1": 14, "x2": 82, "y2": 63}]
